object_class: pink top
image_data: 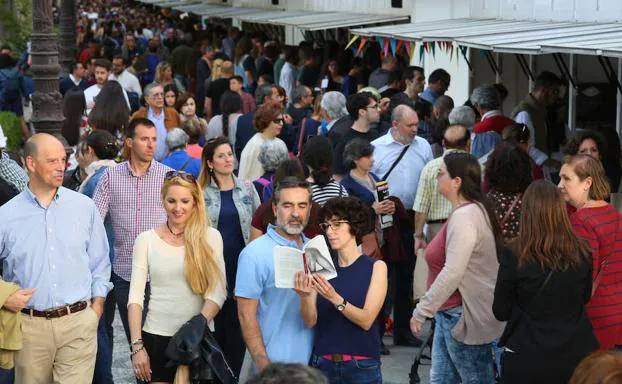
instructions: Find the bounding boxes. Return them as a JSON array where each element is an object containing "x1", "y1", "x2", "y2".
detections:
[
  {"x1": 187, "y1": 144, "x2": 202, "y2": 159},
  {"x1": 425, "y1": 221, "x2": 462, "y2": 311}
]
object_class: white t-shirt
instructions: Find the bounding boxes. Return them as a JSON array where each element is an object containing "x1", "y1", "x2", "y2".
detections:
[
  {"x1": 238, "y1": 133, "x2": 288, "y2": 182},
  {"x1": 127, "y1": 228, "x2": 226, "y2": 336},
  {"x1": 109, "y1": 70, "x2": 142, "y2": 96},
  {"x1": 84, "y1": 84, "x2": 131, "y2": 116}
]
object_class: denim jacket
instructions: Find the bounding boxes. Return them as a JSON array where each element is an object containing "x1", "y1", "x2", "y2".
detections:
[{"x1": 203, "y1": 175, "x2": 260, "y2": 245}]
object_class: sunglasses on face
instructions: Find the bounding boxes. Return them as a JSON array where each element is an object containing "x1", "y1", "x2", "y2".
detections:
[{"x1": 165, "y1": 170, "x2": 196, "y2": 182}]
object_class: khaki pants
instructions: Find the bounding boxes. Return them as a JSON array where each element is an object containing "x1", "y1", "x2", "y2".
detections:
[{"x1": 15, "y1": 305, "x2": 98, "y2": 384}]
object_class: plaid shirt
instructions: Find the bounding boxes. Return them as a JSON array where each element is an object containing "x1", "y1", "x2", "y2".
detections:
[
  {"x1": 413, "y1": 149, "x2": 465, "y2": 221},
  {"x1": 0, "y1": 151, "x2": 28, "y2": 192},
  {"x1": 93, "y1": 161, "x2": 172, "y2": 281}
]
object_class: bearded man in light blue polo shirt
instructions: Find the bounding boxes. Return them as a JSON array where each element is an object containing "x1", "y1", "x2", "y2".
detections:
[{"x1": 236, "y1": 178, "x2": 313, "y2": 372}]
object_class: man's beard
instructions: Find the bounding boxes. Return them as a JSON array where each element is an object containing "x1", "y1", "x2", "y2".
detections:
[{"x1": 279, "y1": 215, "x2": 306, "y2": 235}]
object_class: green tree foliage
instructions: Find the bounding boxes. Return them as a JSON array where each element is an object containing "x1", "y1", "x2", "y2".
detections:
[
  {"x1": 0, "y1": 0, "x2": 32, "y2": 53},
  {"x1": 0, "y1": 111, "x2": 22, "y2": 151}
]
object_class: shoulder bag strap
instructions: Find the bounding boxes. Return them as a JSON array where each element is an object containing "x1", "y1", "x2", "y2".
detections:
[
  {"x1": 382, "y1": 144, "x2": 410, "y2": 181},
  {"x1": 296, "y1": 117, "x2": 308, "y2": 158},
  {"x1": 179, "y1": 157, "x2": 193, "y2": 172},
  {"x1": 592, "y1": 216, "x2": 621, "y2": 295},
  {"x1": 500, "y1": 194, "x2": 521, "y2": 227}
]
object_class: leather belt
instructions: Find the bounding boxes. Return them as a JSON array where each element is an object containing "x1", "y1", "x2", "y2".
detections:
[
  {"x1": 322, "y1": 354, "x2": 371, "y2": 362},
  {"x1": 21, "y1": 301, "x2": 88, "y2": 319},
  {"x1": 426, "y1": 219, "x2": 447, "y2": 225}
]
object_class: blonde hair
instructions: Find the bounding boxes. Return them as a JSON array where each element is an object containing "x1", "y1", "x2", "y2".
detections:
[
  {"x1": 155, "y1": 61, "x2": 172, "y2": 84},
  {"x1": 161, "y1": 176, "x2": 224, "y2": 296},
  {"x1": 211, "y1": 59, "x2": 224, "y2": 81}
]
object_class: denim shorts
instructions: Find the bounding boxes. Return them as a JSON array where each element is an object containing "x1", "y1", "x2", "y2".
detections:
[
  {"x1": 430, "y1": 306, "x2": 495, "y2": 384},
  {"x1": 311, "y1": 354, "x2": 382, "y2": 384}
]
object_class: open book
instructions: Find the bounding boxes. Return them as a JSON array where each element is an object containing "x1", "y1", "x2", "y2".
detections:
[{"x1": 274, "y1": 235, "x2": 337, "y2": 289}]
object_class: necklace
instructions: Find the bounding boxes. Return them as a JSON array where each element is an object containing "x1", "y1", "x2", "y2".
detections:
[{"x1": 166, "y1": 220, "x2": 184, "y2": 239}]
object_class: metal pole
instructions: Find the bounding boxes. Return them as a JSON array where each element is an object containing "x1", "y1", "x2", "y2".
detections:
[
  {"x1": 528, "y1": 55, "x2": 535, "y2": 92},
  {"x1": 617, "y1": 58, "x2": 622, "y2": 139},
  {"x1": 31, "y1": 0, "x2": 67, "y2": 147},
  {"x1": 58, "y1": 0, "x2": 76, "y2": 75},
  {"x1": 567, "y1": 54, "x2": 576, "y2": 132}
]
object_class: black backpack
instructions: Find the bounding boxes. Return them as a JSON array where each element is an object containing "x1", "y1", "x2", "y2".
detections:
[{"x1": 0, "y1": 70, "x2": 21, "y2": 103}]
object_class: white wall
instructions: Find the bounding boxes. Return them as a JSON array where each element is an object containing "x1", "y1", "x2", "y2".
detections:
[
  {"x1": 413, "y1": 0, "x2": 622, "y2": 23},
  {"x1": 229, "y1": 0, "x2": 412, "y2": 14},
  {"x1": 410, "y1": 47, "x2": 471, "y2": 108}
]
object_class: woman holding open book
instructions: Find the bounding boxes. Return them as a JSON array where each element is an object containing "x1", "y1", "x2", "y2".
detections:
[{"x1": 294, "y1": 197, "x2": 388, "y2": 384}]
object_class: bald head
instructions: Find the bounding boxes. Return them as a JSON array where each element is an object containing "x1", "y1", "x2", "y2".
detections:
[
  {"x1": 24, "y1": 133, "x2": 64, "y2": 160},
  {"x1": 443, "y1": 125, "x2": 470, "y2": 150},
  {"x1": 391, "y1": 105, "x2": 419, "y2": 144},
  {"x1": 24, "y1": 133, "x2": 67, "y2": 190}
]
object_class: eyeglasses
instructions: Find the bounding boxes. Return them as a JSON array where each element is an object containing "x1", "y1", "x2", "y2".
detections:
[
  {"x1": 319, "y1": 220, "x2": 349, "y2": 232},
  {"x1": 273, "y1": 118, "x2": 285, "y2": 125},
  {"x1": 151, "y1": 92, "x2": 164, "y2": 98},
  {"x1": 366, "y1": 104, "x2": 380, "y2": 110},
  {"x1": 165, "y1": 170, "x2": 196, "y2": 182}
]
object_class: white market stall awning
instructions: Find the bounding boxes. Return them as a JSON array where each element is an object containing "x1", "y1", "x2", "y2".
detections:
[
  {"x1": 238, "y1": 10, "x2": 408, "y2": 31},
  {"x1": 351, "y1": 18, "x2": 622, "y2": 57}
]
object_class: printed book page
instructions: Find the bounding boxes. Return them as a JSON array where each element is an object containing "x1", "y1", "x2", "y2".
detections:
[{"x1": 273, "y1": 235, "x2": 336, "y2": 289}]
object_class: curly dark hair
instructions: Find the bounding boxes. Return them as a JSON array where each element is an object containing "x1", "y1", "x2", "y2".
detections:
[
  {"x1": 319, "y1": 197, "x2": 374, "y2": 243},
  {"x1": 485, "y1": 142, "x2": 533, "y2": 194},
  {"x1": 563, "y1": 130, "x2": 605, "y2": 158}
]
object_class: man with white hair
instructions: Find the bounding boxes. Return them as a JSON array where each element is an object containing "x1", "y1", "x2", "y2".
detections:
[
  {"x1": 371, "y1": 104, "x2": 432, "y2": 347},
  {"x1": 160, "y1": 128, "x2": 201, "y2": 177},
  {"x1": 321, "y1": 91, "x2": 350, "y2": 134},
  {"x1": 448, "y1": 105, "x2": 476, "y2": 131}
]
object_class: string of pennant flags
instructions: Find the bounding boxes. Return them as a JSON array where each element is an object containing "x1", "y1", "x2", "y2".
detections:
[{"x1": 345, "y1": 34, "x2": 464, "y2": 64}]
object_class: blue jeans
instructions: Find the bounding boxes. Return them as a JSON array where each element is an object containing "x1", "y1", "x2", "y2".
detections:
[
  {"x1": 430, "y1": 307, "x2": 495, "y2": 384},
  {"x1": 0, "y1": 368, "x2": 14, "y2": 384},
  {"x1": 93, "y1": 311, "x2": 114, "y2": 384},
  {"x1": 311, "y1": 355, "x2": 382, "y2": 384}
]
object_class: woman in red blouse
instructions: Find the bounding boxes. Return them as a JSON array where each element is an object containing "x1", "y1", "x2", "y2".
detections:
[{"x1": 559, "y1": 155, "x2": 622, "y2": 350}]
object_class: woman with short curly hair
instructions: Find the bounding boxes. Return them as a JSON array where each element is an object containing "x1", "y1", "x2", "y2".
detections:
[
  {"x1": 484, "y1": 142, "x2": 533, "y2": 242},
  {"x1": 238, "y1": 103, "x2": 288, "y2": 181},
  {"x1": 294, "y1": 197, "x2": 387, "y2": 384},
  {"x1": 564, "y1": 130, "x2": 621, "y2": 193}
]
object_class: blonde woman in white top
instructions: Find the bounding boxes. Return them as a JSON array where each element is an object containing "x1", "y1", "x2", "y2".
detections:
[{"x1": 128, "y1": 171, "x2": 226, "y2": 383}]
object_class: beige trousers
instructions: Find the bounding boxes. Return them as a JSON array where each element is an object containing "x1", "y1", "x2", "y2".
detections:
[{"x1": 14, "y1": 306, "x2": 99, "y2": 384}]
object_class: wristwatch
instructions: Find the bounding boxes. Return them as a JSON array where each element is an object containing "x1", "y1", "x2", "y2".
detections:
[{"x1": 335, "y1": 298, "x2": 348, "y2": 312}]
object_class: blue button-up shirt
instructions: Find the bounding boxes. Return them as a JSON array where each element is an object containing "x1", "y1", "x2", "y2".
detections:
[
  {"x1": 371, "y1": 132, "x2": 433, "y2": 209},
  {"x1": 148, "y1": 107, "x2": 168, "y2": 162},
  {"x1": 0, "y1": 186, "x2": 112, "y2": 311}
]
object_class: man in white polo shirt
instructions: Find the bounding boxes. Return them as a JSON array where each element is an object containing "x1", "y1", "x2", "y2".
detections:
[{"x1": 109, "y1": 55, "x2": 142, "y2": 97}]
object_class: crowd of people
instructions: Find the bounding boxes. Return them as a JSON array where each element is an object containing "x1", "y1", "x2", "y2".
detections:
[{"x1": 1, "y1": 0, "x2": 622, "y2": 383}]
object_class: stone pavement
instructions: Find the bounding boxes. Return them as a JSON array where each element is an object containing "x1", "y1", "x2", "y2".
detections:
[{"x1": 111, "y1": 311, "x2": 431, "y2": 383}]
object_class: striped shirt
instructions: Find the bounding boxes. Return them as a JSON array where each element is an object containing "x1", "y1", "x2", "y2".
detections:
[
  {"x1": 572, "y1": 204, "x2": 622, "y2": 350},
  {"x1": 311, "y1": 180, "x2": 348, "y2": 206},
  {"x1": 93, "y1": 161, "x2": 172, "y2": 281},
  {"x1": 412, "y1": 149, "x2": 464, "y2": 221}
]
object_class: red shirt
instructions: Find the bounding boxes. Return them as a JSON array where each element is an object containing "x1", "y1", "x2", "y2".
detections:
[
  {"x1": 473, "y1": 115, "x2": 515, "y2": 135},
  {"x1": 425, "y1": 222, "x2": 462, "y2": 311},
  {"x1": 572, "y1": 204, "x2": 622, "y2": 349}
]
